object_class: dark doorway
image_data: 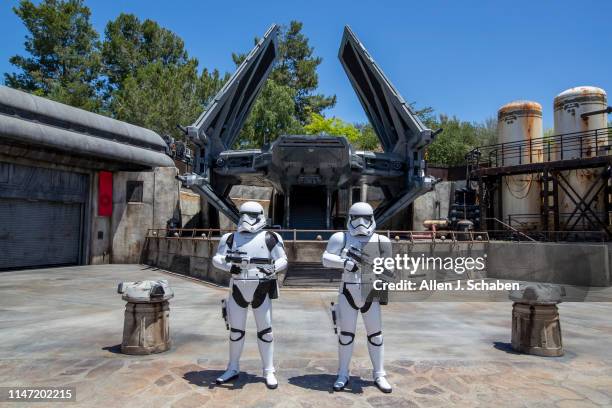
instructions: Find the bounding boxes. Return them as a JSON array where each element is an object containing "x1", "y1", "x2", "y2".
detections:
[{"x1": 289, "y1": 186, "x2": 327, "y2": 230}]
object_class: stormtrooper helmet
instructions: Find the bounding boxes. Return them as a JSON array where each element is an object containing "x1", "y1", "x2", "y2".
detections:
[
  {"x1": 237, "y1": 201, "x2": 266, "y2": 233},
  {"x1": 347, "y1": 202, "x2": 376, "y2": 237}
]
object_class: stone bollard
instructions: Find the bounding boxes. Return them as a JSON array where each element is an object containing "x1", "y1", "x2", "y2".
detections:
[
  {"x1": 117, "y1": 280, "x2": 174, "y2": 355},
  {"x1": 509, "y1": 284, "x2": 564, "y2": 357}
]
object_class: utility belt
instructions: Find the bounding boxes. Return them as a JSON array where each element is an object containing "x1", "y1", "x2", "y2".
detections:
[
  {"x1": 329, "y1": 282, "x2": 388, "y2": 336},
  {"x1": 231, "y1": 277, "x2": 278, "y2": 295},
  {"x1": 221, "y1": 279, "x2": 277, "y2": 343},
  {"x1": 221, "y1": 278, "x2": 278, "y2": 327},
  {"x1": 340, "y1": 282, "x2": 389, "y2": 307}
]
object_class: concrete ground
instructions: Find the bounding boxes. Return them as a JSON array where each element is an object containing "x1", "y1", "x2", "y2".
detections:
[{"x1": 1, "y1": 265, "x2": 612, "y2": 408}]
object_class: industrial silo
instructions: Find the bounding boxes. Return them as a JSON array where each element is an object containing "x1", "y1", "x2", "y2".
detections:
[
  {"x1": 553, "y1": 86, "x2": 608, "y2": 230},
  {"x1": 497, "y1": 101, "x2": 543, "y2": 229}
]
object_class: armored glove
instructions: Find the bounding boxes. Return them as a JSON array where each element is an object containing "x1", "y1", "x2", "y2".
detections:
[
  {"x1": 343, "y1": 258, "x2": 359, "y2": 273},
  {"x1": 342, "y1": 246, "x2": 361, "y2": 273}
]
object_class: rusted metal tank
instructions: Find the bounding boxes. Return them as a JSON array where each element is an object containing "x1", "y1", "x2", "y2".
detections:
[
  {"x1": 554, "y1": 86, "x2": 608, "y2": 229},
  {"x1": 497, "y1": 101, "x2": 543, "y2": 229},
  {"x1": 554, "y1": 86, "x2": 608, "y2": 158}
]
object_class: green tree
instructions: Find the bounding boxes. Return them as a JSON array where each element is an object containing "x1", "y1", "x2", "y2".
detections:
[
  {"x1": 271, "y1": 21, "x2": 336, "y2": 123},
  {"x1": 303, "y1": 112, "x2": 384, "y2": 151},
  {"x1": 235, "y1": 21, "x2": 336, "y2": 147},
  {"x1": 196, "y1": 68, "x2": 229, "y2": 108},
  {"x1": 353, "y1": 123, "x2": 382, "y2": 151},
  {"x1": 304, "y1": 113, "x2": 360, "y2": 140},
  {"x1": 237, "y1": 81, "x2": 301, "y2": 148},
  {"x1": 110, "y1": 61, "x2": 227, "y2": 140},
  {"x1": 5, "y1": 0, "x2": 102, "y2": 111},
  {"x1": 101, "y1": 13, "x2": 227, "y2": 138},
  {"x1": 101, "y1": 13, "x2": 191, "y2": 95},
  {"x1": 413, "y1": 105, "x2": 437, "y2": 128},
  {"x1": 426, "y1": 115, "x2": 496, "y2": 166},
  {"x1": 303, "y1": 102, "x2": 439, "y2": 152},
  {"x1": 303, "y1": 114, "x2": 380, "y2": 150},
  {"x1": 474, "y1": 116, "x2": 497, "y2": 146}
]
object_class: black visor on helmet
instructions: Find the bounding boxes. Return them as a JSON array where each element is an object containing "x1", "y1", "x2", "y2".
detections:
[
  {"x1": 240, "y1": 211, "x2": 262, "y2": 226},
  {"x1": 240, "y1": 211, "x2": 262, "y2": 218},
  {"x1": 350, "y1": 214, "x2": 373, "y2": 227}
]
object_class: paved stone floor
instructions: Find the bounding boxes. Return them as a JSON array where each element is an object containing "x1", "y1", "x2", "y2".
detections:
[{"x1": 1, "y1": 265, "x2": 612, "y2": 407}]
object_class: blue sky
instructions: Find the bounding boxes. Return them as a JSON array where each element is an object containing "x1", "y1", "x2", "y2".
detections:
[{"x1": 1, "y1": 0, "x2": 610, "y2": 129}]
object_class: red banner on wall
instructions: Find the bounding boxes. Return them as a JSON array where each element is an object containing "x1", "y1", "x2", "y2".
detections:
[{"x1": 98, "y1": 171, "x2": 113, "y2": 217}]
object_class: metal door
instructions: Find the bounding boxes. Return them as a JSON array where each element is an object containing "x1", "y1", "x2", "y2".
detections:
[{"x1": 0, "y1": 162, "x2": 88, "y2": 270}]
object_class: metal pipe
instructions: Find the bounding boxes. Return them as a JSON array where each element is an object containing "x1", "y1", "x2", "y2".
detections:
[
  {"x1": 0, "y1": 86, "x2": 166, "y2": 151},
  {"x1": 0, "y1": 114, "x2": 174, "y2": 168},
  {"x1": 326, "y1": 188, "x2": 331, "y2": 229},
  {"x1": 284, "y1": 190, "x2": 291, "y2": 228},
  {"x1": 581, "y1": 106, "x2": 612, "y2": 119}
]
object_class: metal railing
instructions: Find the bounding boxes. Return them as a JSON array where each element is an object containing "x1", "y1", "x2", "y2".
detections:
[
  {"x1": 145, "y1": 228, "x2": 490, "y2": 243},
  {"x1": 484, "y1": 216, "x2": 609, "y2": 242},
  {"x1": 467, "y1": 127, "x2": 612, "y2": 169},
  {"x1": 484, "y1": 217, "x2": 536, "y2": 242},
  {"x1": 486, "y1": 229, "x2": 607, "y2": 242},
  {"x1": 147, "y1": 227, "x2": 607, "y2": 243},
  {"x1": 505, "y1": 212, "x2": 610, "y2": 229}
]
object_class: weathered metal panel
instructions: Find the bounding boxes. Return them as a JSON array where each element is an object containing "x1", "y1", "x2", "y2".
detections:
[
  {"x1": 0, "y1": 113, "x2": 174, "y2": 169},
  {"x1": 338, "y1": 26, "x2": 433, "y2": 156},
  {"x1": 0, "y1": 85, "x2": 166, "y2": 151},
  {"x1": 0, "y1": 85, "x2": 174, "y2": 169},
  {"x1": 0, "y1": 162, "x2": 88, "y2": 202},
  {"x1": 0, "y1": 162, "x2": 86, "y2": 269},
  {"x1": 0, "y1": 199, "x2": 83, "y2": 269},
  {"x1": 180, "y1": 25, "x2": 436, "y2": 229},
  {"x1": 178, "y1": 25, "x2": 279, "y2": 223},
  {"x1": 188, "y1": 24, "x2": 279, "y2": 155}
]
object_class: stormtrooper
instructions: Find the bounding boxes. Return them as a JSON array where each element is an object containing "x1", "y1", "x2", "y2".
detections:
[
  {"x1": 322, "y1": 202, "x2": 393, "y2": 393},
  {"x1": 212, "y1": 201, "x2": 288, "y2": 389}
]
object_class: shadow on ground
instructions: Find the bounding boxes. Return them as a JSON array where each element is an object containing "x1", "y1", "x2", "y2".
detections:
[
  {"x1": 102, "y1": 344, "x2": 122, "y2": 354},
  {"x1": 288, "y1": 374, "x2": 374, "y2": 394},
  {"x1": 493, "y1": 341, "x2": 521, "y2": 354},
  {"x1": 493, "y1": 341, "x2": 577, "y2": 360},
  {"x1": 184, "y1": 370, "x2": 260, "y2": 390}
]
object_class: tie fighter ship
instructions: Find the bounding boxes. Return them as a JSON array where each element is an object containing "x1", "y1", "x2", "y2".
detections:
[{"x1": 179, "y1": 25, "x2": 436, "y2": 231}]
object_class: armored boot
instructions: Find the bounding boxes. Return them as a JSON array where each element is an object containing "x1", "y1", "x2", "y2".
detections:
[
  {"x1": 333, "y1": 374, "x2": 350, "y2": 392},
  {"x1": 216, "y1": 368, "x2": 239, "y2": 384},
  {"x1": 264, "y1": 372, "x2": 278, "y2": 389},
  {"x1": 374, "y1": 376, "x2": 392, "y2": 393}
]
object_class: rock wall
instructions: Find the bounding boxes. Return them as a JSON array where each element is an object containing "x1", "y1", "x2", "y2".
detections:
[
  {"x1": 143, "y1": 237, "x2": 612, "y2": 288},
  {"x1": 142, "y1": 237, "x2": 488, "y2": 286}
]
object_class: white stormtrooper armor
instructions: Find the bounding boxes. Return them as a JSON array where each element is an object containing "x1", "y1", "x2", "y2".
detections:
[
  {"x1": 322, "y1": 202, "x2": 393, "y2": 393},
  {"x1": 212, "y1": 201, "x2": 288, "y2": 389}
]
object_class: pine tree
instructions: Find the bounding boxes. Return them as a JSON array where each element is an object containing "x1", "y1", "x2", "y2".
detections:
[{"x1": 5, "y1": 0, "x2": 103, "y2": 111}]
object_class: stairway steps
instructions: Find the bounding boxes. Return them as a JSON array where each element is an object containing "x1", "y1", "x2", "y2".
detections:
[{"x1": 283, "y1": 262, "x2": 342, "y2": 287}]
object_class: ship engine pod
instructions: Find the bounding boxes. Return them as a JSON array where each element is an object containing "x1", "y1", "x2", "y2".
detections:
[{"x1": 177, "y1": 25, "x2": 437, "y2": 233}]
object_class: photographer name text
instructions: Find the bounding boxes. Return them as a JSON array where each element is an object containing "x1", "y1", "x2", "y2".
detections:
[{"x1": 373, "y1": 279, "x2": 519, "y2": 291}]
